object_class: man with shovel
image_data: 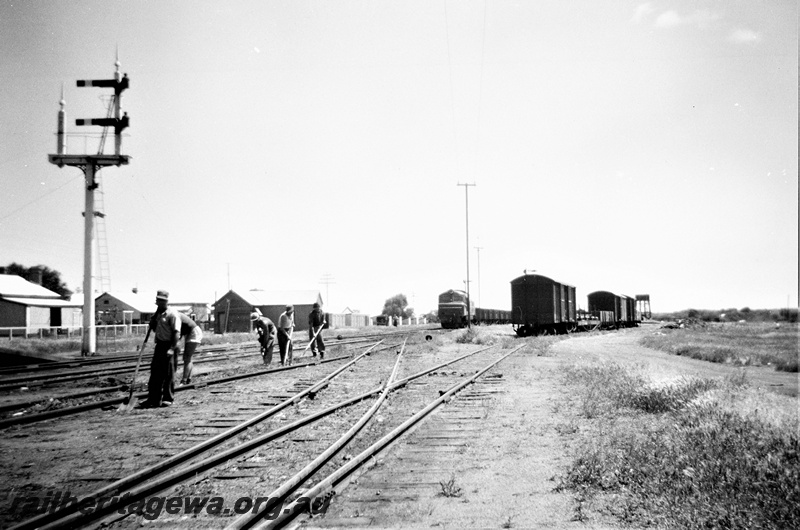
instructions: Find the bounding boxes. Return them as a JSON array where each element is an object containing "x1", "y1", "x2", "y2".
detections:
[
  {"x1": 137, "y1": 290, "x2": 180, "y2": 409},
  {"x1": 251, "y1": 311, "x2": 277, "y2": 366},
  {"x1": 277, "y1": 304, "x2": 295, "y2": 366},
  {"x1": 307, "y1": 302, "x2": 326, "y2": 359},
  {"x1": 175, "y1": 312, "x2": 203, "y2": 386}
]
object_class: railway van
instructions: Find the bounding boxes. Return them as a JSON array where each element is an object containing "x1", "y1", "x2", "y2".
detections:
[
  {"x1": 587, "y1": 291, "x2": 639, "y2": 328},
  {"x1": 510, "y1": 273, "x2": 577, "y2": 336}
]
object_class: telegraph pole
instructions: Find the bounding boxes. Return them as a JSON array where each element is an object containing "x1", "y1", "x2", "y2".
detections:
[
  {"x1": 474, "y1": 245, "x2": 483, "y2": 309},
  {"x1": 319, "y1": 272, "x2": 336, "y2": 310},
  {"x1": 48, "y1": 59, "x2": 130, "y2": 356},
  {"x1": 457, "y1": 182, "x2": 475, "y2": 328}
]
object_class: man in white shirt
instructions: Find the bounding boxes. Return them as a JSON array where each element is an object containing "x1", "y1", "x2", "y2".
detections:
[{"x1": 277, "y1": 305, "x2": 295, "y2": 366}]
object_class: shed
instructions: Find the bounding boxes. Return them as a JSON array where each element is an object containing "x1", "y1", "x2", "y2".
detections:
[
  {"x1": 0, "y1": 274, "x2": 81, "y2": 333},
  {"x1": 96, "y1": 291, "x2": 212, "y2": 325},
  {"x1": 214, "y1": 289, "x2": 323, "y2": 334}
]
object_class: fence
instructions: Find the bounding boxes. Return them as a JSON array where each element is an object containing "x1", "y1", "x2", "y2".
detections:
[{"x1": 0, "y1": 324, "x2": 150, "y2": 340}]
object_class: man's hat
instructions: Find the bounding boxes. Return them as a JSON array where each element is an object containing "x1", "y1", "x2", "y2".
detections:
[
  {"x1": 156, "y1": 290, "x2": 169, "y2": 301},
  {"x1": 250, "y1": 312, "x2": 260, "y2": 321},
  {"x1": 313, "y1": 303, "x2": 320, "y2": 309},
  {"x1": 286, "y1": 304, "x2": 294, "y2": 311}
]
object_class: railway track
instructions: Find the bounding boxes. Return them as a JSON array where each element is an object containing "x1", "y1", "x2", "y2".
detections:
[
  {"x1": 2, "y1": 330, "x2": 521, "y2": 529},
  {"x1": 0, "y1": 341, "x2": 395, "y2": 428},
  {"x1": 0, "y1": 330, "x2": 432, "y2": 422}
]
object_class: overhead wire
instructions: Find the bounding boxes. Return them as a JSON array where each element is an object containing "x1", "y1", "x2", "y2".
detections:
[{"x1": 0, "y1": 174, "x2": 83, "y2": 223}]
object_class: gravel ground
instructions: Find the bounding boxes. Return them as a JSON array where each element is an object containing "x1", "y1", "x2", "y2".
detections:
[{"x1": 1, "y1": 324, "x2": 795, "y2": 529}]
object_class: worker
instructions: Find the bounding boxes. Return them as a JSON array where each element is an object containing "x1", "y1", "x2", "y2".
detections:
[
  {"x1": 137, "y1": 290, "x2": 180, "y2": 408},
  {"x1": 251, "y1": 311, "x2": 277, "y2": 366},
  {"x1": 307, "y1": 302, "x2": 326, "y2": 359},
  {"x1": 277, "y1": 305, "x2": 295, "y2": 366},
  {"x1": 175, "y1": 312, "x2": 203, "y2": 386}
]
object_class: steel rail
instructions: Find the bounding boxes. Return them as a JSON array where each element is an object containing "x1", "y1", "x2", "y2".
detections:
[
  {"x1": 10, "y1": 341, "x2": 389, "y2": 530},
  {"x1": 0, "y1": 344, "x2": 233, "y2": 375},
  {"x1": 0, "y1": 335, "x2": 394, "y2": 389},
  {"x1": 0, "y1": 384, "x2": 126, "y2": 414},
  {"x1": 226, "y1": 339, "x2": 407, "y2": 530},
  {"x1": 0, "y1": 347, "x2": 362, "y2": 429},
  {"x1": 16, "y1": 342, "x2": 492, "y2": 530},
  {"x1": 255, "y1": 344, "x2": 525, "y2": 530},
  {"x1": 0, "y1": 327, "x2": 426, "y2": 377},
  {"x1": 0, "y1": 334, "x2": 464, "y2": 429}
]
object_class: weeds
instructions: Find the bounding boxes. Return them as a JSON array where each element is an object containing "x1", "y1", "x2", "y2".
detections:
[
  {"x1": 438, "y1": 475, "x2": 462, "y2": 498},
  {"x1": 557, "y1": 364, "x2": 800, "y2": 529},
  {"x1": 641, "y1": 322, "x2": 799, "y2": 372},
  {"x1": 455, "y1": 328, "x2": 494, "y2": 345}
]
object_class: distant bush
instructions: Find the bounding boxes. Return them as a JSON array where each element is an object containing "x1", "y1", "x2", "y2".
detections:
[{"x1": 654, "y1": 307, "x2": 798, "y2": 323}]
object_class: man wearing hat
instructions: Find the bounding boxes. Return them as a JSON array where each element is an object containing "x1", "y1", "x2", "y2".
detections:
[
  {"x1": 307, "y1": 302, "x2": 326, "y2": 359},
  {"x1": 277, "y1": 305, "x2": 295, "y2": 366},
  {"x1": 138, "y1": 290, "x2": 181, "y2": 408},
  {"x1": 251, "y1": 310, "x2": 277, "y2": 366}
]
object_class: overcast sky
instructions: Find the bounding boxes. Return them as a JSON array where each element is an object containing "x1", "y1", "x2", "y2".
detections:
[{"x1": 1, "y1": 1, "x2": 796, "y2": 315}]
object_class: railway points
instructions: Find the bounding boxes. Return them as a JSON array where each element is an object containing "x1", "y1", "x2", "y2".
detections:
[{"x1": 1, "y1": 327, "x2": 522, "y2": 529}]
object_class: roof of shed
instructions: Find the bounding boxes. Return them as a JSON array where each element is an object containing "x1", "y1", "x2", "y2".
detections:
[
  {"x1": 237, "y1": 290, "x2": 322, "y2": 307},
  {"x1": 96, "y1": 291, "x2": 211, "y2": 312},
  {"x1": 2, "y1": 297, "x2": 81, "y2": 308},
  {"x1": 0, "y1": 274, "x2": 62, "y2": 299}
]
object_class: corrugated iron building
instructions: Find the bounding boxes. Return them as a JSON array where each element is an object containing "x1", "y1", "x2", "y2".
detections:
[
  {"x1": 214, "y1": 289, "x2": 323, "y2": 334},
  {"x1": 0, "y1": 274, "x2": 81, "y2": 333},
  {"x1": 95, "y1": 291, "x2": 212, "y2": 325}
]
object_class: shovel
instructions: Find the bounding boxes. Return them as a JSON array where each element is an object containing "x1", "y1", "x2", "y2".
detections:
[
  {"x1": 119, "y1": 328, "x2": 151, "y2": 412},
  {"x1": 300, "y1": 323, "x2": 325, "y2": 359}
]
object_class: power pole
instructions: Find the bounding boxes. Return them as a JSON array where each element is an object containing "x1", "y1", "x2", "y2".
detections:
[
  {"x1": 319, "y1": 273, "x2": 336, "y2": 310},
  {"x1": 457, "y1": 182, "x2": 476, "y2": 328},
  {"x1": 474, "y1": 245, "x2": 483, "y2": 309},
  {"x1": 49, "y1": 59, "x2": 130, "y2": 356}
]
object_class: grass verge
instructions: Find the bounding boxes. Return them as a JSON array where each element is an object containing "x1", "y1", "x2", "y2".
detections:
[
  {"x1": 556, "y1": 363, "x2": 800, "y2": 529},
  {"x1": 640, "y1": 322, "x2": 798, "y2": 372}
]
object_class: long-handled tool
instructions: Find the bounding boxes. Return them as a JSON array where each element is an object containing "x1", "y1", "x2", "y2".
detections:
[
  {"x1": 300, "y1": 323, "x2": 326, "y2": 359},
  {"x1": 118, "y1": 328, "x2": 151, "y2": 412}
]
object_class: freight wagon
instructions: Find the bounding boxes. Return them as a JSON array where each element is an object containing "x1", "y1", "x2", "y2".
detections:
[
  {"x1": 474, "y1": 307, "x2": 512, "y2": 324},
  {"x1": 587, "y1": 291, "x2": 639, "y2": 328},
  {"x1": 510, "y1": 273, "x2": 577, "y2": 336}
]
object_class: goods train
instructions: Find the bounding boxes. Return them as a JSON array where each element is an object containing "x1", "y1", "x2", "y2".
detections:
[
  {"x1": 439, "y1": 273, "x2": 640, "y2": 336},
  {"x1": 438, "y1": 289, "x2": 511, "y2": 329}
]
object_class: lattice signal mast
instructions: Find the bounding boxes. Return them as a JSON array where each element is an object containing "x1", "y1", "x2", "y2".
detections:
[{"x1": 48, "y1": 59, "x2": 130, "y2": 356}]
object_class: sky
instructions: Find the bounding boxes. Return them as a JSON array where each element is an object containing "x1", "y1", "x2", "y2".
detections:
[{"x1": 0, "y1": 0, "x2": 797, "y2": 316}]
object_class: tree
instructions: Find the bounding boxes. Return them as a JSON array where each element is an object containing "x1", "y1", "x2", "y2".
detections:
[
  {"x1": 423, "y1": 310, "x2": 439, "y2": 323},
  {"x1": 1, "y1": 262, "x2": 73, "y2": 298},
  {"x1": 382, "y1": 293, "x2": 414, "y2": 319}
]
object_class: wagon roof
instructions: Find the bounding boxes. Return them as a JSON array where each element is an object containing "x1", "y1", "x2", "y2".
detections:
[{"x1": 510, "y1": 273, "x2": 574, "y2": 288}]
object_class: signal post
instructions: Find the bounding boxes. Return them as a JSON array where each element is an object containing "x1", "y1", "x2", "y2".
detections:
[{"x1": 48, "y1": 60, "x2": 130, "y2": 356}]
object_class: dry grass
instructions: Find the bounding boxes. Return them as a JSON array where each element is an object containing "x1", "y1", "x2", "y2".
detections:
[
  {"x1": 640, "y1": 322, "x2": 799, "y2": 372},
  {"x1": 557, "y1": 362, "x2": 800, "y2": 529}
]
